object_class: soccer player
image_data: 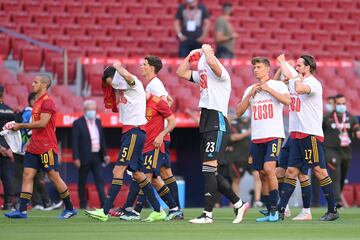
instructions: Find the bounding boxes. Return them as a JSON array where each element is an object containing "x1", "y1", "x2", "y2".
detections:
[
  {"x1": 120, "y1": 55, "x2": 184, "y2": 220},
  {"x1": 121, "y1": 94, "x2": 182, "y2": 220},
  {"x1": 277, "y1": 54, "x2": 339, "y2": 221},
  {"x1": 85, "y1": 62, "x2": 166, "y2": 222},
  {"x1": 4, "y1": 74, "x2": 77, "y2": 219},
  {"x1": 236, "y1": 57, "x2": 290, "y2": 222},
  {"x1": 176, "y1": 44, "x2": 249, "y2": 224}
]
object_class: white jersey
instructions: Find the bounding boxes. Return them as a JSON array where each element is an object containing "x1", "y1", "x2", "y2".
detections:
[
  {"x1": 145, "y1": 77, "x2": 168, "y2": 97},
  {"x1": 112, "y1": 74, "x2": 147, "y2": 126},
  {"x1": 288, "y1": 76, "x2": 323, "y2": 137},
  {"x1": 243, "y1": 80, "x2": 289, "y2": 140},
  {"x1": 191, "y1": 54, "x2": 231, "y2": 116}
]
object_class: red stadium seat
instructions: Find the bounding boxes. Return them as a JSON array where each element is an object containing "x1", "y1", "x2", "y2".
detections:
[
  {"x1": 5, "y1": 84, "x2": 29, "y2": 96},
  {"x1": 118, "y1": 37, "x2": 138, "y2": 49},
  {"x1": 105, "y1": 47, "x2": 127, "y2": 58},
  {"x1": 250, "y1": 7, "x2": 270, "y2": 19},
  {"x1": 118, "y1": 15, "x2": 137, "y2": 27},
  {"x1": 44, "y1": 49, "x2": 63, "y2": 72},
  {"x1": 53, "y1": 58, "x2": 76, "y2": 84},
  {"x1": 148, "y1": 27, "x2": 170, "y2": 38},
  {"x1": 127, "y1": 4, "x2": 147, "y2": 16},
  {"x1": 0, "y1": 34, "x2": 10, "y2": 58},
  {"x1": 329, "y1": 10, "x2": 349, "y2": 20},
  {"x1": 11, "y1": 12, "x2": 32, "y2": 25},
  {"x1": 3, "y1": 95, "x2": 19, "y2": 109},
  {"x1": 76, "y1": 14, "x2": 96, "y2": 25},
  {"x1": 106, "y1": 4, "x2": 127, "y2": 15},
  {"x1": 43, "y1": 24, "x2": 64, "y2": 36},
  {"x1": 128, "y1": 27, "x2": 149, "y2": 38},
  {"x1": 147, "y1": 5, "x2": 167, "y2": 15},
  {"x1": 139, "y1": 39, "x2": 159, "y2": 51},
  {"x1": 66, "y1": 46, "x2": 85, "y2": 59},
  {"x1": 64, "y1": 25, "x2": 86, "y2": 37},
  {"x1": 23, "y1": 2, "x2": 44, "y2": 13},
  {"x1": 96, "y1": 14, "x2": 117, "y2": 26},
  {"x1": 281, "y1": 19, "x2": 302, "y2": 30},
  {"x1": 75, "y1": 36, "x2": 96, "y2": 49},
  {"x1": 271, "y1": 29, "x2": 292, "y2": 41},
  {"x1": 106, "y1": 25, "x2": 126, "y2": 38},
  {"x1": 17, "y1": 72, "x2": 37, "y2": 85},
  {"x1": 338, "y1": 0, "x2": 357, "y2": 10},
  {"x1": 279, "y1": 0, "x2": 299, "y2": 8},
  {"x1": 332, "y1": 31, "x2": 351, "y2": 42},
  {"x1": 21, "y1": 46, "x2": 43, "y2": 72},
  {"x1": 86, "y1": 47, "x2": 107, "y2": 58},
  {"x1": 95, "y1": 36, "x2": 116, "y2": 49},
  {"x1": 86, "y1": 26, "x2": 107, "y2": 37},
  {"x1": 349, "y1": 12, "x2": 360, "y2": 22},
  {"x1": 2, "y1": 1, "x2": 22, "y2": 12},
  {"x1": 138, "y1": 15, "x2": 158, "y2": 27},
  {"x1": 290, "y1": 8, "x2": 309, "y2": 20},
  {"x1": 11, "y1": 38, "x2": 31, "y2": 60},
  {"x1": 309, "y1": 9, "x2": 329, "y2": 21},
  {"x1": 88, "y1": 73, "x2": 103, "y2": 96},
  {"x1": 33, "y1": 12, "x2": 54, "y2": 25},
  {"x1": 52, "y1": 35, "x2": 74, "y2": 48},
  {"x1": 299, "y1": 0, "x2": 318, "y2": 9},
  {"x1": 270, "y1": 8, "x2": 291, "y2": 20},
  {"x1": 260, "y1": 19, "x2": 281, "y2": 30},
  {"x1": 321, "y1": 20, "x2": 340, "y2": 31},
  {"x1": 54, "y1": 13, "x2": 75, "y2": 25},
  {"x1": 65, "y1": 2, "x2": 86, "y2": 14},
  {"x1": 87, "y1": 3, "x2": 106, "y2": 14},
  {"x1": 21, "y1": 23, "x2": 42, "y2": 36},
  {"x1": 44, "y1": 2, "x2": 66, "y2": 13},
  {"x1": 312, "y1": 31, "x2": 332, "y2": 42}
]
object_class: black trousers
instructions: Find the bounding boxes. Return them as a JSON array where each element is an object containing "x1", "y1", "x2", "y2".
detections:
[
  {"x1": 78, "y1": 153, "x2": 106, "y2": 209},
  {"x1": 0, "y1": 155, "x2": 13, "y2": 205}
]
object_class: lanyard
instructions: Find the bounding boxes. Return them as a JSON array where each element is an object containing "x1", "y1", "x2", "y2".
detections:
[
  {"x1": 186, "y1": 4, "x2": 198, "y2": 20},
  {"x1": 333, "y1": 112, "x2": 347, "y2": 133}
]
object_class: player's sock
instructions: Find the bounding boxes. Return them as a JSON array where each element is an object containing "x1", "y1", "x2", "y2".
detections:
[
  {"x1": 103, "y1": 178, "x2": 123, "y2": 214},
  {"x1": 134, "y1": 190, "x2": 145, "y2": 213},
  {"x1": 59, "y1": 189, "x2": 73, "y2": 211},
  {"x1": 263, "y1": 195, "x2": 270, "y2": 212},
  {"x1": 202, "y1": 165, "x2": 218, "y2": 212},
  {"x1": 278, "y1": 177, "x2": 285, "y2": 194},
  {"x1": 278, "y1": 178, "x2": 296, "y2": 212},
  {"x1": 320, "y1": 176, "x2": 336, "y2": 213},
  {"x1": 157, "y1": 185, "x2": 178, "y2": 209},
  {"x1": 268, "y1": 189, "x2": 279, "y2": 213},
  {"x1": 19, "y1": 192, "x2": 32, "y2": 212},
  {"x1": 139, "y1": 178, "x2": 161, "y2": 212},
  {"x1": 216, "y1": 173, "x2": 240, "y2": 204},
  {"x1": 300, "y1": 179, "x2": 311, "y2": 209},
  {"x1": 164, "y1": 176, "x2": 180, "y2": 208},
  {"x1": 123, "y1": 179, "x2": 140, "y2": 209}
]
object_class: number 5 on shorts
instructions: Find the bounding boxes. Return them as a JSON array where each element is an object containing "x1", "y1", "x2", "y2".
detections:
[{"x1": 120, "y1": 147, "x2": 128, "y2": 162}]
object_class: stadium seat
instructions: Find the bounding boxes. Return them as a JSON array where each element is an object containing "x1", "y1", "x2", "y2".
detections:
[
  {"x1": 86, "y1": 3, "x2": 106, "y2": 14},
  {"x1": 3, "y1": 95, "x2": 19, "y2": 109},
  {"x1": 290, "y1": 8, "x2": 309, "y2": 20},
  {"x1": 11, "y1": 39, "x2": 31, "y2": 60},
  {"x1": 138, "y1": 15, "x2": 158, "y2": 27},
  {"x1": 76, "y1": 14, "x2": 96, "y2": 25},
  {"x1": 17, "y1": 72, "x2": 37, "y2": 85},
  {"x1": 106, "y1": 4, "x2": 127, "y2": 15},
  {"x1": 5, "y1": 84, "x2": 29, "y2": 96},
  {"x1": 75, "y1": 36, "x2": 96, "y2": 49},
  {"x1": 332, "y1": 31, "x2": 351, "y2": 42},
  {"x1": 105, "y1": 47, "x2": 127, "y2": 58},
  {"x1": 53, "y1": 35, "x2": 74, "y2": 48},
  {"x1": 86, "y1": 47, "x2": 107, "y2": 58},
  {"x1": 21, "y1": 23, "x2": 42, "y2": 36},
  {"x1": 23, "y1": 1, "x2": 43, "y2": 13},
  {"x1": 43, "y1": 24, "x2": 64, "y2": 36},
  {"x1": 329, "y1": 10, "x2": 349, "y2": 20},
  {"x1": 349, "y1": 12, "x2": 360, "y2": 22},
  {"x1": 0, "y1": 34, "x2": 10, "y2": 58},
  {"x1": 11, "y1": 12, "x2": 32, "y2": 25},
  {"x1": 96, "y1": 14, "x2": 117, "y2": 26},
  {"x1": 312, "y1": 31, "x2": 332, "y2": 42},
  {"x1": 66, "y1": 46, "x2": 85, "y2": 59},
  {"x1": 64, "y1": 25, "x2": 87, "y2": 37},
  {"x1": 21, "y1": 46, "x2": 43, "y2": 72},
  {"x1": 54, "y1": 13, "x2": 75, "y2": 25},
  {"x1": 2, "y1": 1, "x2": 22, "y2": 12},
  {"x1": 53, "y1": 58, "x2": 76, "y2": 84},
  {"x1": 106, "y1": 25, "x2": 126, "y2": 38},
  {"x1": 321, "y1": 20, "x2": 340, "y2": 31},
  {"x1": 95, "y1": 36, "x2": 116, "y2": 49},
  {"x1": 279, "y1": 0, "x2": 299, "y2": 8},
  {"x1": 45, "y1": 2, "x2": 66, "y2": 13},
  {"x1": 86, "y1": 25, "x2": 107, "y2": 36},
  {"x1": 88, "y1": 73, "x2": 103, "y2": 96},
  {"x1": 127, "y1": 4, "x2": 147, "y2": 16},
  {"x1": 147, "y1": 5, "x2": 167, "y2": 15}
]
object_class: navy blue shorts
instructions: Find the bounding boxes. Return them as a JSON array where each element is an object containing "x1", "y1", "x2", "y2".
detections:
[
  {"x1": 116, "y1": 128, "x2": 145, "y2": 172},
  {"x1": 200, "y1": 131, "x2": 230, "y2": 164},
  {"x1": 24, "y1": 149, "x2": 59, "y2": 172},
  {"x1": 278, "y1": 138, "x2": 290, "y2": 169},
  {"x1": 161, "y1": 141, "x2": 171, "y2": 169},
  {"x1": 250, "y1": 138, "x2": 283, "y2": 171},
  {"x1": 288, "y1": 135, "x2": 326, "y2": 174},
  {"x1": 143, "y1": 148, "x2": 163, "y2": 177}
]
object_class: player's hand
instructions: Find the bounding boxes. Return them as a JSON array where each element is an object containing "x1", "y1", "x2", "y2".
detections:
[
  {"x1": 260, "y1": 82, "x2": 271, "y2": 92},
  {"x1": 113, "y1": 61, "x2": 122, "y2": 69},
  {"x1": 189, "y1": 48, "x2": 202, "y2": 57},
  {"x1": 201, "y1": 44, "x2": 214, "y2": 54},
  {"x1": 11, "y1": 123, "x2": 21, "y2": 131},
  {"x1": 153, "y1": 135, "x2": 164, "y2": 148},
  {"x1": 250, "y1": 83, "x2": 261, "y2": 97},
  {"x1": 74, "y1": 159, "x2": 81, "y2": 168},
  {"x1": 277, "y1": 54, "x2": 286, "y2": 63}
]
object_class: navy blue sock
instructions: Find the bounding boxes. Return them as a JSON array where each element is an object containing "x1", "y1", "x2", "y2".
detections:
[
  {"x1": 216, "y1": 174, "x2": 240, "y2": 204},
  {"x1": 300, "y1": 179, "x2": 311, "y2": 208},
  {"x1": 124, "y1": 179, "x2": 139, "y2": 209},
  {"x1": 134, "y1": 190, "x2": 145, "y2": 213},
  {"x1": 164, "y1": 176, "x2": 180, "y2": 208},
  {"x1": 203, "y1": 165, "x2": 218, "y2": 212},
  {"x1": 158, "y1": 185, "x2": 177, "y2": 209},
  {"x1": 19, "y1": 192, "x2": 32, "y2": 212},
  {"x1": 269, "y1": 190, "x2": 279, "y2": 213},
  {"x1": 263, "y1": 195, "x2": 270, "y2": 212},
  {"x1": 59, "y1": 189, "x2": 73, "y2": 210},
  {"x1": 278, "y1": 177, "x2": 285, "y2": 194},
  {"x1": 278, "y1": 178, "x2": 296, "y2": 212},
  {"x1": 103, "y1": 178, "x2": 123, "y2": 214},
  {"x1": 139, "y1": 178, "x2": 161, "y2": 212},
  {"x1": 320, "y1": 176, "x2": 336, "y2": 213}
]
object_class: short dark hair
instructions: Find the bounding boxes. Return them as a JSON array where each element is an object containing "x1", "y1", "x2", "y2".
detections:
[
  {"x1": 335, "y1": 94, "x2": 345, "y2": 100},
  {"x1": 145, "y1": 55, "x2": 163, "y2": 74},
  {"x1": 28, "y1": 92, "x2": 36, "y2": 105},
  {"x1": 300, "y1": 55, "x2": 316, "y2": 73},
  {"x1": 102, "y1": 66, "x2": 116, "y2": 81},
  {"x1": 251, "y1": 57, "x2": 270, "y2": 67},
  {"x1": 327, "y1": 95, "x2": 335, "y2": 101}
]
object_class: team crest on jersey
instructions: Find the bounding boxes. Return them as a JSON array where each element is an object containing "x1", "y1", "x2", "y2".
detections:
[{"x1": 146, "y1": 108, "x2": 152, "y2": 121}]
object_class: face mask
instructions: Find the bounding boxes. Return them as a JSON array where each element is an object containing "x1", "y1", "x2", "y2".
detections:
[
  {"x1": 335, "y1": 105, "x2": 346, "y2": 114},
  {"x1": 85, "y1": 110, "x2": 96, "y2": 120},
  {"x1": 241, "y1": 110, "x2": 250, "y2": 119},
  {"x1": 325, "y1": 104, "x2": 334, "y2": 113}
]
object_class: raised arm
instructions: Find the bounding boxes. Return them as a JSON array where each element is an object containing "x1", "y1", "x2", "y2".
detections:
[
  {"x1": 176, "y1": 49, "x2": 201, "y2": 80},
  {"x1": 113, "y1": 61, "x2": 135, "y2": 86},
  {"x1": 277, "y1": 54, "x2": 298, "y2": 79},
  {"x1": 202, "y1": 44, "x2": 222, "y2": 78}
]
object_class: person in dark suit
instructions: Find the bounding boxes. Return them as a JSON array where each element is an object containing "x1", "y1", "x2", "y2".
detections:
[{"x1": 72, "y1": 100, "x2": 109, "y2": 209}]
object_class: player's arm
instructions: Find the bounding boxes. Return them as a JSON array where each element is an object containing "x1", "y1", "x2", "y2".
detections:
[
  {"x1": 277, "y1": 54, "x2": 298, "y2": 79},
  {"x1": 261, "y1": 83, "x2": 291, "y2": 105},
  {"x1": 202, "y1": 44, "x2": 222, "y2": 77},
  {"x1": 113, "y1": 61, "x2": 135, "y2": 86},
  {"x1": 165, "y1": 95, "x2": 174, "y2": 107},
  {"x1": 154, "y1": 115, "x2": 176, "y2": 148},
  {"x1": 176, "y1": 49, "x2": 201, "y2": 80},
  {"x1": 236, "y1": 84, "x2": 260, "y2": 117},
  {"x1": 273, "y1": 68, "x2": 282, "y2": 80},
  {"x1": 12, "y1": 112, "x2": 51, "y2": 131},
  {"x1": 295, "y1": 80, "x2": 311, "y2": 95}
]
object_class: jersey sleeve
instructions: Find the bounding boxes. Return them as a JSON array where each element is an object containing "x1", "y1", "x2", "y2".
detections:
[
  {"x1": 147, "y1": 81, "x2": 168, "y2": 97},
  {"x1": 41, "y1": 99, "x2": 56, "y2": 114},
  {"x1": 242, "y1": 86, "x2": 252, "y2": 101},
  {"x1": 304, "y1": 79, "x2": 321, "y2": 95},
  {"x1": 219, "y1": 65, "x2": 230, "y2": 81},
  {"x1": 157, "y1": 99, "x2": 173, "y2": 119},
  {"x1": 191, "y1": 71, "x2": 200, "y2": 84},
  {"x1": 111, "y1": 71, "x2": 137, "y2": 90},
  {"x1": 276, "y1": 81, "x2": 290, "y2": 94}
]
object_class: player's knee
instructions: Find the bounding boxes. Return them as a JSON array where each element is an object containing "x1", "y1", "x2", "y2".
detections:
[
  {"x1": 276, "y1": 167, "x2": 286, "y2": 178},
  {"x1": 151, "y1": 177, "x2": 164, "y2": 189},
  {"x1": 22, "y1": 170, "x2": 35, "y2": 181},
  {"x1": 112, "y1": 165, "x2": 125, "y2": 178},
  {"x1": 160, "y1": 167, "x2": 172, "y2": 179},
  {"x1": 298, "y1": 173, "x2": 309, "y2": 182},
  {"x1": 285, "y1": 167, "x2": 298, "y2": 178},
  {"x1": 313, "y1": 166, "x2": 328, "y2": 179}
]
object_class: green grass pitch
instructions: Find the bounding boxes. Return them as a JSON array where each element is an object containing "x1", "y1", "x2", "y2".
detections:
[{"x1": 1, "y1": 208, "x2": 360, "y2": 240}]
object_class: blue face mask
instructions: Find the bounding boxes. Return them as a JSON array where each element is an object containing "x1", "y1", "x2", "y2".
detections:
[
  {"x1": 241, "y1": 110, "x2": 250, "y2": 119},
  {"x1": 325, "y1": 104, "x2": 334, "y2": 113},
  {"x1": 85, "y1": 110, "x2": 96, "y2": 120},
  {"x1": 335, "y1": 105, "x2": 346, "y2": 114}
]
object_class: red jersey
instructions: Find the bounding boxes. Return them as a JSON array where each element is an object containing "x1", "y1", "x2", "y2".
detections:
[
  {"x1": 143, "y1": 96, "x2": 173, "y2": 153},
  {"x1": 27, "y1": 93, "x2": 58, "y2": 154}
]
